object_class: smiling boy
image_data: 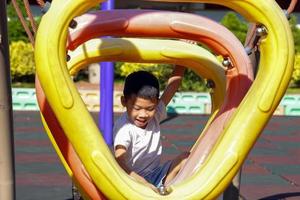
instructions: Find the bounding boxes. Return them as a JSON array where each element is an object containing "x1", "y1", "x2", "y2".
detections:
[{"x1": 113, "y1": 66, "x2": 189, "y2": 192}]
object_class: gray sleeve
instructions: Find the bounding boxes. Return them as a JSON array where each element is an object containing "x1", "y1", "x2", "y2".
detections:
[
  {"x1": 113, "y1": 125, "x2": 131, "y2": 152},
  {"x1": 113, "y1": 115, "x2": 132, "y2": 151}
]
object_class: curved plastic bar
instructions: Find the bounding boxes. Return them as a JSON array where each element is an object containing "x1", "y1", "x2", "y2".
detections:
[
  {"x1": 68, "y1": 9, "x2": 253, "y2": 84},
  {"x1": 38, "y1": 9, "x2": 253, "y2": 198},
  {"x1": 35, "y1": 0, "x2": 293, "y2": 199},
  {"x1": 67, "y1": 38, "x2": 225, "y2": 94},
  {"x1": 39, "y1": 9, "x2": 254, "y2": 198},
  {"x1": 36, "y1": 38, "x2": 226, "y2": 200},
  {"x1": 67, "y1": 9, "x2": 253, "y2": 183},
  {"x1": 35, "y1": 1, "x2": 250, "y2": 198},
  {"x1": 36, "y1": 78, "x2": 107, "y2": 200},
  {"x1": 149, "y1": 0, "x2": 295, "y2": 191}
]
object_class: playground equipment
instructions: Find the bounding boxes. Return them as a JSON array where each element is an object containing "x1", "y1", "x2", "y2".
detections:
[
  {"x1": 34, "y1": 0, "x2": 294, "y2": 199},
  {"x1": 36, "y1": 38, "x2": 227, "y2": 199},
  {"x1": 36, "y1": 5, "x2": 254, "y2": 200},
  {"x1": 66, "y1": 10, "x2": 254, "y2": 187},
  {"x1": 162, "y1": 0, "x2": 294, "y2": 190},
  {"x1": 35, "y1": 4, "x2": 251, "y2": 199}
]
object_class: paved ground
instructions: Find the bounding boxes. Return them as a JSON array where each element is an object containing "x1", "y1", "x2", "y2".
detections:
[{"x1": 13, "y1": 111, "x2": 300, "y2": 200}]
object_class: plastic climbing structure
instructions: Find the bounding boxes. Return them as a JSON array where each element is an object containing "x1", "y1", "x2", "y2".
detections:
[{"x1": 1, "y1": 0, "x2": 296, "y2": 199}]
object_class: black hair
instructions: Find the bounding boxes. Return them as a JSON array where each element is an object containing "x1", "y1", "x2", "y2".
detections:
[{"x1": 123, "y1": 71, "x2": 159, "y2": 100}]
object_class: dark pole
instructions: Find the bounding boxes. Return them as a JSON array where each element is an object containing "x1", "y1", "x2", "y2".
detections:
[
  {"x1": 223, "y1": 170, "x2": 242, "y2": 200},
  {"x1": 0, "y1": 1, "x2": 16, "y2": 200}
]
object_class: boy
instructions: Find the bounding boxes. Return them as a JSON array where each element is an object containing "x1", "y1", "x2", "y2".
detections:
[{"x1": 113, "y1": 66, "x2": 189, "y2": 192}]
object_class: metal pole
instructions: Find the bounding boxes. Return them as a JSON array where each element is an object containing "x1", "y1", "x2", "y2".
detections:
[
  {"x1": 223, "y1": 170, "x2": 242, "y2": 200},
  {"x1": 0, "y1": 1, "x2": 16, "y2": 200},
  {"x1": 99, "y1": 0, "x2": 114, "y2": 146}
]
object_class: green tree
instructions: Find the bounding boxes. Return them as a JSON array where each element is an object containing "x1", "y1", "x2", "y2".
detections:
[
  {"x1": 289, "y1": 15, "x2": 300, "y2": 87},
  {"x1": 118, "y1": 62, "x2": 173, "y2": 90},
  {"x1": 118, "y1": 62, "x2": 208, "y2": 92},
  {"x1": 181, "y1": 69, "x2": 207, "y2": 92},
  {"x1": 10, "y1": 41, "x2": 35, "y2": 82},
  {"x1": 220, "y1": 12, "x2": 300, "y2": 88},
  {"x1": 289, "y1": 15, "x2": 300, "y2": 54},
  {"x1": 7, "y1": 0, "x2": 30, "y2": 43},
  {"x1": 292, "y1": 54, "x2": 300, "y2": 87},
  {"x1": 220, "y1": 12, "x2": 300, "y2": 53},
  {"x1": 220, "y1": 12, "x2": 248, "y2": 44}
]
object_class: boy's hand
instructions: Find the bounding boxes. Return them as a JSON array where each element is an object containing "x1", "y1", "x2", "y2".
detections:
[{"x1": 115, "y1": 146, "x2": 159, "y2": 193}]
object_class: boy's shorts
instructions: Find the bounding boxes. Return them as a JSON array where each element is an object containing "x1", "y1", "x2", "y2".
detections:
[{"x1": 144, "y1": 160, "x2": 172, "y2": 188}]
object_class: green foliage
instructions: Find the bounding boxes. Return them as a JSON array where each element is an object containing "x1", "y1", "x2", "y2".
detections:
[
  {"x1": 6, "y1": 6, "x2": 300, "y2": 92},
  {"x1": 220, "y1": 12, "x2": 300, "y2": 54},
  {"x1": 11, "y1": 82, "x2": 35, "y2": 88},
  {"x1": 7, "y1": 0, "x2": 30, "y2": 43},
  {"x1": 118, "y1": 62, "x2": 173, "y2": 90},
  {"x1": 181, "y1": 69, "x2": 208, "y2": 92},
  {"x1": 292, "y1": 54, "x2": 300, "y2": 87},
  {"x1": 220, "y1": 12, "x2": 300, "y2": 89},
  {"x1": 7, "y1": 0, "x2": 26, "y2": 17},
  {"x1": 10, "y1": 41, "x2": 35, "y2": 82},
  {"x1": 7, "y1": 20, "x2": 29, "y2": 43},
  {"x1": 288, "y1": 14, "x2": 300, "y2": 87},
  {"x1": 118, "y1": 62, "x2": 207, "y2": 92},
  {"x1": 220, "y1": 12, "x2": 248, "y2": 44},
  {"x1": 114, "y1": 62, "x2": 124, "y2": 80},
  {"x1": 289, "y1": 15, "x2": 300, "y2": 54}
]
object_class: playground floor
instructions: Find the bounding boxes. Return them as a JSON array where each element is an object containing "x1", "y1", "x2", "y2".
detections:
[{"x1": 14, "y1": 111, "x2": 300, "y2": 200}]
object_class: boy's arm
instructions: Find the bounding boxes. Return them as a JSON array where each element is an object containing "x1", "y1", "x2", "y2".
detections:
[
  {"x1": 115, "y1": 145, "x2": 158, "y2": 192},
  {"x1": 160, "y1": 65, "x2": 185, "y2": 106}
]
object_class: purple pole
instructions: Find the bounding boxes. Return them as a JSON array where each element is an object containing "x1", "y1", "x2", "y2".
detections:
[
  {"x1": 100, "y1": 0, "x2": 114, "y2": 146},
  {"x1": 100, "y1": 65, "x2": 105, "y2": 133}
]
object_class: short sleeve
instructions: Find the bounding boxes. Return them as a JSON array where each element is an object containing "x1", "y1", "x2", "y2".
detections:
[
  {"x1": 113, "y1": 124, "x2": 131, "y2": 151},
  {"x1": 155, "y1": 100, "x2": 167, "y2": 122}
]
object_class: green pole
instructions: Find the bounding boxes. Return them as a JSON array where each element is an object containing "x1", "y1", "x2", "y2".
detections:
[{"x1": 0, "y1": 1, "x2": 16, "y2": 200}]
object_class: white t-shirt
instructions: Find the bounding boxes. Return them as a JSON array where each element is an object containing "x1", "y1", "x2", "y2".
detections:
[{"x1": 113, "y1": 101, "x2": 167, "y2": 177}]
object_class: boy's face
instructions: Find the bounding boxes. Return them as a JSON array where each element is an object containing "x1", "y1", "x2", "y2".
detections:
[{"x1": 121, "y1": 95, "x2": 158, "y2": 129}]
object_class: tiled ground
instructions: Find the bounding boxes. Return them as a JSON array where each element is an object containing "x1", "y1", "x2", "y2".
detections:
[{"x1": 13, "y1": 111, "x2": 300, "y2": 199}]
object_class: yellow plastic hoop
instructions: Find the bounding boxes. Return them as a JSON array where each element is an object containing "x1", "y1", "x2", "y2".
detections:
[
  {"x1": 38, "y1": 37, "x2": 226, "y2": 200},
  {"x1": 35, "y1": 0, "x2": 294, "y2": 199}
]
